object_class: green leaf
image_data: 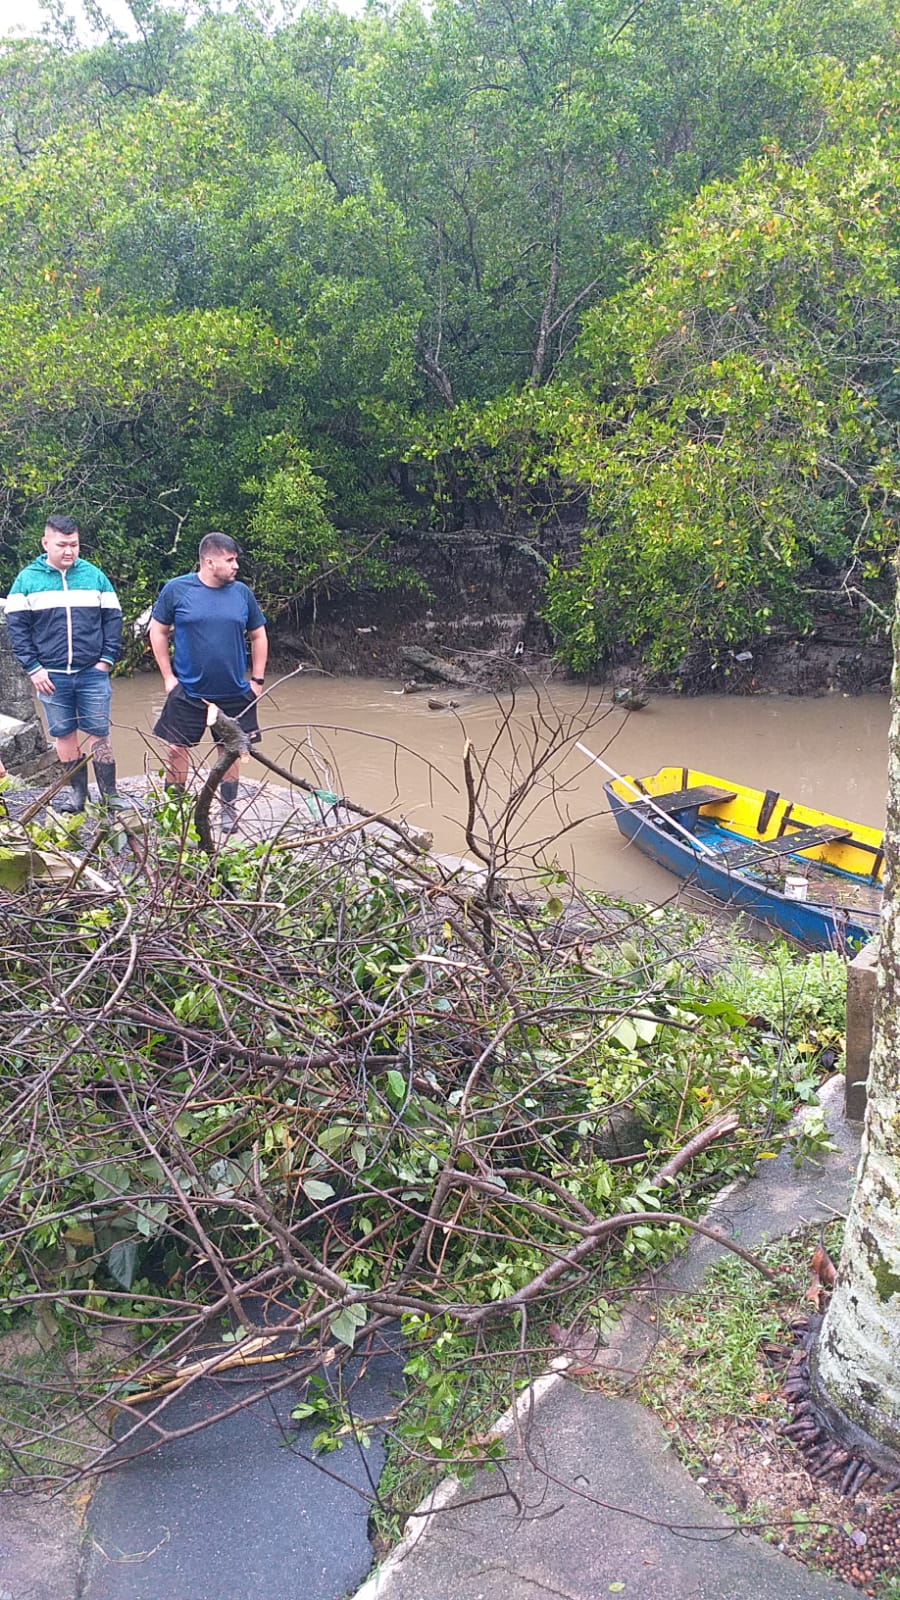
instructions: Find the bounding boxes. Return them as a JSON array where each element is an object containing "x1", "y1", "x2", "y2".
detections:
[
  {"x1": 330, "y1": 1303, "x2": 367, "y2": 1347},
  {"x1": 612, "y1": 1018, "x2": 637, "y2": 1051},
  {"x1": 317, "y1": 1123, "x2": 351, "y2": 1153},
  {"x1": 681, "y1": 998, "x2": 748, "y2": 1027},
  {"x1": 0, "y1": 1150, "x2": 24, "y2": 1201},
  {"x1": 107, "y1": 1239, "x2": 139, "y2": 1290},
  {"x1": 136, "y1": 1201, "x2": 169, "y2": 1238},
  {"x1": 63, "y1": 1224, "x2": 95, "y2": 1247},
  {"x1": 386, "y1": 1069, "x2": 406, "y2": 1100},
  {"x1": 0, "y1": 848, "x2": 32, "y2": 891},
  {"x1": 94, "y1": 1163, "x2": 131, "y2": 1200},
  {"x1": 303, "y1": 1178, "x2": 335, "y2": 1202}
]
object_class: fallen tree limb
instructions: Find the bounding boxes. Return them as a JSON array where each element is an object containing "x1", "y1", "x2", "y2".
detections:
[
  {"x1": 459, "y1": 1207, "x2": 779, "y2": 1324},
  {"x1": 652, "y1": 1110, "x2": 741, "y2": 1183}
]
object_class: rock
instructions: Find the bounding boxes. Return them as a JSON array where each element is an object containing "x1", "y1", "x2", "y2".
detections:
[
  {"x1": 0, "y1": 612, "x2": 51, "y2": 774},
  {"x1": 612, "y1": 687, "x2": 649, "y2": 711},
  {"x1": 594, "y1": 1104, "x2": 651, "y2": 1160},
  {"x1": 427, "y1": 698, "x2": 446, "y2": 710},
  {"x1": 0, "y1": 711, "x2": 33, "y2": 757},
  {"x1": 399, "y1": 646, "x2": 470, "y2": 687},
  {"x1": 429, "y1": 853, "x2": 511, "y2": 906}
]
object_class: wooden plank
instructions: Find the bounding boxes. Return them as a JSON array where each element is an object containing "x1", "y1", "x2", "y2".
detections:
[
  {"x1": 720, "y1": 823, "x2": 852, "y2": 871},
  {"x1": 635, "y1": 785, "x2": 736, "y2": 815}
]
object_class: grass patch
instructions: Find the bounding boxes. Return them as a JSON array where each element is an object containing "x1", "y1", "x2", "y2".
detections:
[
  {"x1": 640, "y1": 1223, "x2": 844, "y2": 1466},
  {"x1": 635, "y1": 1223, "x2": 900, "y2": 1597},
  {"x1": 0, "y1": 1326, "x2": 114, "y2": 1489},
  {"x1": 641, "y1": 1251, "x2": 799, "y2": 1451}
]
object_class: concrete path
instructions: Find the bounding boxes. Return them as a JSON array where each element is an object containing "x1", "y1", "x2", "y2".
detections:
[{"x1": 355, "y1": 1382, "x2": 856, "y2": 1600}]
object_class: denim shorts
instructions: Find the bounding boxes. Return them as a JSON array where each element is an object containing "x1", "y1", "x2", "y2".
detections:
[{"x1": 37, "y1": 666, "x2": 112, "y2": 739}]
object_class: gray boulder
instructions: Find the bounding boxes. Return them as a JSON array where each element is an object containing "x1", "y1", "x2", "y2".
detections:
[{"x1": 0, "y1": 609, "x2": 51, "y2": 773}]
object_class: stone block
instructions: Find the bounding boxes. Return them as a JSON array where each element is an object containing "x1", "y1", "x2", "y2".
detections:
[
  {"x1": 0, "y1": 611, "x2": 38, "y2": 720},
  {"x1": 845, "y1": 937, "x2": 878, "y2": 1121},
  {"x1": 0, "y1": 609, "x2": 50, "y2": 773}
]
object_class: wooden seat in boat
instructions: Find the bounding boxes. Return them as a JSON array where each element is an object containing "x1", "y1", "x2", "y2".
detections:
[
  {"x1": 635, "y1": 785, "x2": 736, "y2": 814},
  {"x1": 718, "y1": 824, "x2": 852, "y2": 871}
]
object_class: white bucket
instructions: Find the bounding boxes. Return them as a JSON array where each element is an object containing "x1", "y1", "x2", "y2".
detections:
[{"x1": 784, "y1": 874, "x2": 808, "y2": 902}]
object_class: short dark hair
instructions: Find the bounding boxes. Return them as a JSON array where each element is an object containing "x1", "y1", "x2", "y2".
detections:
[
  {"x1": 45, "y1": 514, "x2": 79, "y2": 536},
  {"x1": 199, "y1": 532, "x2": 239, "y2": 561}
]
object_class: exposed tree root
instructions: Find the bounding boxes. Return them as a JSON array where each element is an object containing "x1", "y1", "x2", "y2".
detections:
[{"x1": 778, "y1": 1318, "x2": 900, "y2": 1497}]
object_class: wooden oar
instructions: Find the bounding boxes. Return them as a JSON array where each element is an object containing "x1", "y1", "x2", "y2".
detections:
[{"x1": 575, "y1": 741, "x2": 719, "y2": 859}]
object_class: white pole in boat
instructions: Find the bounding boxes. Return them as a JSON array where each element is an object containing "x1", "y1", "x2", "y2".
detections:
[{"x1": 575, "y1": 741, "x2": 719, "y2": 859}]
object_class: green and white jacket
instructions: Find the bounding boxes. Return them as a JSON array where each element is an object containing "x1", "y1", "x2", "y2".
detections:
[{"x1": 5, "y1": 555, "x2": 123, "y2": 675}]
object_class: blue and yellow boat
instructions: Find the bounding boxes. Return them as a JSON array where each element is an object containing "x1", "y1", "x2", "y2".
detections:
[{"x1": 604, "y1": 764, "x2": 883, "y2": 951}]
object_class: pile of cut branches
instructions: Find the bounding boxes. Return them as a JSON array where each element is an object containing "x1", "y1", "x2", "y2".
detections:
[{"x1": 0, "y1": 697, "x2": 830, "y2": 1496}]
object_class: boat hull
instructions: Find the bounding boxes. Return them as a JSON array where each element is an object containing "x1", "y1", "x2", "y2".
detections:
[{"x1": 604, "y1": 769, "x2": 881, "y2": 952}]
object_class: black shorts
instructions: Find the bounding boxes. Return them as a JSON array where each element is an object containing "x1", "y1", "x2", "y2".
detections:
[{"x1": 153, "y1": 683, "x2": 261, "y2": 749}]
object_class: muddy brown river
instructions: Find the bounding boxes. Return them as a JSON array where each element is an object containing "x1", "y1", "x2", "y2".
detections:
[{"x1": 107, "y1": 673, "x2": 890, "y2": 904}]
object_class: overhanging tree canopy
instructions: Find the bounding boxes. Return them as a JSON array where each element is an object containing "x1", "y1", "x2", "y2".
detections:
[{"x1": 543, "y1": 64, "x2": 900, "y2": 672}]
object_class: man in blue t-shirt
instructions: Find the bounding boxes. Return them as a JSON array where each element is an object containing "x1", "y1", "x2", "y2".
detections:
[{"x1": 149, "y1": 532, "x2": 268, "y2": 832}]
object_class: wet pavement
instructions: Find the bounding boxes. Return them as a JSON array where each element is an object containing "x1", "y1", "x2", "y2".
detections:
[{"x1": 82, "y1": 1341, "x2": 403, "y2": 1600}]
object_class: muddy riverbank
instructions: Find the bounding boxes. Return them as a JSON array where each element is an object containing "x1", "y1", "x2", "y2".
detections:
[{"x1": 267, "y1": 530, "x2": 892, "y2": 697}]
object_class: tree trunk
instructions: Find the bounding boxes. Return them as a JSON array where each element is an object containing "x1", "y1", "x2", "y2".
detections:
[{"x1": 810, "y1": 585, "x2": 900, "y2": 1468}]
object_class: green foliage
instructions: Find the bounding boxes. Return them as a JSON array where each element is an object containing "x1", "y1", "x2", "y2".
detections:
[
  {"x1": 240, "y1": 433, "x2": 351, "y2": 615},
  {"x1": 545, "y1": 61, "x2": 900, "y2": 671},
  {"x1": 705, "y1": 945, "x2": 846, "y2": 1044},
  {"x1": 406, "y1": 387, "x2": 576, "y2": 536},
  {"x1": 644, "y1": 1250, "x2": 790, "y2": 1431},
  {"x1": 291, "y1": 1374, "x2": 373, "y2": 1455}
]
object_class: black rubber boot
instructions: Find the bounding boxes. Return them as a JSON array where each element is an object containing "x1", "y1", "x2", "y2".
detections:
[
  {"x1": 220, "y1": 779, "x2": 239, "y2": 835},
  {"x1": 53, "y1": 759, "x2": 89, "y2": 814},
  {"x1": 93, "y1": 758, "x2": 128, "y2": 811}
]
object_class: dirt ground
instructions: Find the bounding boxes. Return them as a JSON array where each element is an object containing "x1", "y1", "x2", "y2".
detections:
[
  {"x1": 684, "y1": 1395, "x2": 900, "y2": 1592},
  {"x1": 645, "y1": 1288, "x2": 900, "y2": 1596},
  {"x1": 0, "y1": 1493, "x2": 86, "y2": 1600}
]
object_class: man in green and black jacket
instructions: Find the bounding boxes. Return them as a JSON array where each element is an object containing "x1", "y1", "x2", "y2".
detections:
[{"x1": 5, "y1": 514, "x2": 124, "y2": 811}]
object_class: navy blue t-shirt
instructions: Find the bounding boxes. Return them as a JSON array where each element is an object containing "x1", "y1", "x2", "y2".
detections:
[{"x1": 152, "y1": 574, "x2": 266, "y2": 700}]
